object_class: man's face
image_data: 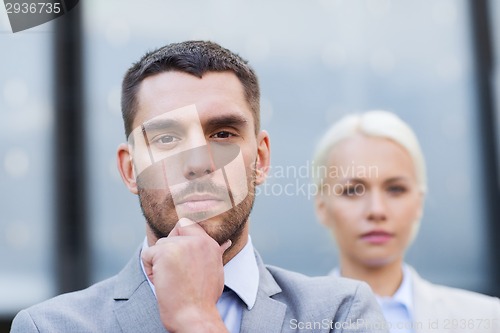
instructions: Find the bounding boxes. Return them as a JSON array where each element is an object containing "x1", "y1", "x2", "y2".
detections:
[{"x1": 128, "y1": 71, "x2": 262, "y2": 245}]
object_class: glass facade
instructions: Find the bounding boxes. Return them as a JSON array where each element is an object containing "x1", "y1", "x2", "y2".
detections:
[
  {"x1": 0, "y1": 12, "x2": 55, "y2": 313},
  {"x1": 83, "y1": 0, "x2": 491, "y2": 291},
  {"x1": 2, "y1": 0, "x2": 499, "y2": 324}
]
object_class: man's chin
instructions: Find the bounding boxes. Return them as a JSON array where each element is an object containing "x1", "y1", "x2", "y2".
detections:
[
  {"x1": 191, "y1": 214, "x2": 246, "y2": 246},
  {"x1": 177, "y1": 209, "x2": 224, "y2": 224},
  {"x1": 195, "y1": 217, "x2": 227, "y2": 242}
]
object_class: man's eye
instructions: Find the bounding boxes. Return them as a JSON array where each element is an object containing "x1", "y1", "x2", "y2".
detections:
[
  {"x1": 212, "y1": 131, "x2": 235, "y2": 139},
  {"x1": 155, "y1": 135, "x2": 179, "y2": 144}
]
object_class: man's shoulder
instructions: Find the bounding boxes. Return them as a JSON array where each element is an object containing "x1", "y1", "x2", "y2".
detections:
[
  {"x1": 262, "y1": 265, "x2": 388, "y2": 332},
  {"x1": 265, "y1": 264, "x2": 373, "y2": 308},
  {"x1": 267, "y1": 264, "x2": 365, "y2": 292},
  {"x1": 11, "y1": 249, "x2": 147, "y2": 333},
  {"x1": 12, "y1": 275, "x2": 120, "y2": 332},
  {"x1": 31, "y1": 274, "x2": 118, "y2": 310}
]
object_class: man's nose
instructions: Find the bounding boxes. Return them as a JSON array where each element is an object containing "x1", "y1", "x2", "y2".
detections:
[{"x1": 183, "y1": 146, "x2": 215, "y2": 180}]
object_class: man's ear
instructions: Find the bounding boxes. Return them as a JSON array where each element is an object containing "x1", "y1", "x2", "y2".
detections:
[
  {"x1": 117, "y1": 143, "x2": 138, "y2": 194},
  {"x1": 255, "y1": 130, "x2": 270, "y2": 185}
]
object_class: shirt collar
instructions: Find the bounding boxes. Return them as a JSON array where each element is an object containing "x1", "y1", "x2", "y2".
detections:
[
  {"x1": 140, "y1": 235, "x2": 259, "y2": 310},
  {"x1": 223, "y1": 236, "x2": 259, "y2": 310},
  {"x1": 378, "y1": 264, "x2": 414, "y2": 320}
]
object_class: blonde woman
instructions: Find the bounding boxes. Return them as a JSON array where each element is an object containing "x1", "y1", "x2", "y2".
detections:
[{"x1": 313, "y1": 111, "x2": 500, "y2": 333}]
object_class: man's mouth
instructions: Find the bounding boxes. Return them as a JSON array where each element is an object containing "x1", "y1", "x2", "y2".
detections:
[{"x1": 176, "y1": 193, "x2": 225, "y2": 212}]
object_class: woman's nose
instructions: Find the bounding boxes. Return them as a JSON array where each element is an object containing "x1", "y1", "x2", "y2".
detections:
[{"x1": 366, "y1": 191, "x2": 387, "y2": 223}]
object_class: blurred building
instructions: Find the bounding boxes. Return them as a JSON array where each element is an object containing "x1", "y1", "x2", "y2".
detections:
[{"x1": 1, "y1": 0, "x2": 499, "y2": 330}]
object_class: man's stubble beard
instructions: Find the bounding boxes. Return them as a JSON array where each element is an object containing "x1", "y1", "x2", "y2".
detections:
[{"x1": 137, "y1": 169, "x2": 257, "y2": 246}]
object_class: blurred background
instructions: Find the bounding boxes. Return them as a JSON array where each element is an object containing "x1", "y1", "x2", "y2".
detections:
[{"x1": 1, "y1": 0, "x2": 500, "y2": 330}]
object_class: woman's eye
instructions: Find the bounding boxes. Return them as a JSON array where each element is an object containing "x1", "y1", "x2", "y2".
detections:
[
  {"x1": 341, "y1": 186, "x2": 357, "y2": 197},
  {"x1": 212, "y1": 131, "x2": 235, "y2": 139},
  {"x1": 387, "y1": 185, "x2": 406, "y2": 195}
]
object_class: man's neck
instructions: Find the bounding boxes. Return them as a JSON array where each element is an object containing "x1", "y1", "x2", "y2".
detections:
[{"x1": 223, "y1": 226, "x2": 248, "y2": 265}]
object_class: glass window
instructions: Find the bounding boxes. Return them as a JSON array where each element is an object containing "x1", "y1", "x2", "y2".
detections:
[
  {"x1": 0, "y1": 13, "x2": 55, "y2": 314},
  {"x1": 83, "y1": 0, "x2": 492, "y2": 293}
]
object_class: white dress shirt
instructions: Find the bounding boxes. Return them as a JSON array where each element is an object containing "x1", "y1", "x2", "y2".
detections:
[
  {"x1": 330, "y1": 264, "x2": 415, "y2": 333},
  {"x1": 141, "y1": 236, "x2": 259, "y2": 333}
]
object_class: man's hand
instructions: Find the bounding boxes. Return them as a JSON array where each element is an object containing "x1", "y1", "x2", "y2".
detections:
[{"x1": 141, "y1": 218, "x2": 232, "y2": 333}]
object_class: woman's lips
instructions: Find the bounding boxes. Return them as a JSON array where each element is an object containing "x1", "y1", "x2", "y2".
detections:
[{"x1": 360, "y1": 231, "x2": 394, "y2": 244}]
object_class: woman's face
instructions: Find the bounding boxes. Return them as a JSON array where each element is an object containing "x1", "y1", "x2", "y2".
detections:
[{"x1": 316, "y1": 134, "x2": 424, "y2": 268}]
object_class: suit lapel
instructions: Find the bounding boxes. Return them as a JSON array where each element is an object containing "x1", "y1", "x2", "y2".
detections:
[
  {"x1": 240, "y1": 251, "x2": 287, "y2": 333},
  {"x1": 112, "y1": 248, "x2": 167, "y2": 333},
  {"x1": 410, "y1": 267, "x2": 443, "y2": 333},
  {"x1": 111, "y1": 248, "x2": 288, "y2": 333}
]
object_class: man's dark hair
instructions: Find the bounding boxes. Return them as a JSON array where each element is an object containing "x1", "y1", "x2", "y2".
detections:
[{"x1": 121, "y1": 40, "x2": 260, "y2": 138}]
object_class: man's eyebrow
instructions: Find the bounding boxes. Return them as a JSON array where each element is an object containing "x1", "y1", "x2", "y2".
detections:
[
  {"x1": 204, "y1": 114, "x2": 248, "y2": 130},
  {"x1": 142, "y1": 117, "x2": 183, "y2": 132}
]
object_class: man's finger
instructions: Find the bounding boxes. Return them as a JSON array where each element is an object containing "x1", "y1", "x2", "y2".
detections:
[
  {"x1": 140, "y1": 247, "x2": 155, "y2": 284},
  {"x1": 179, "y1": 217, "x2": 196, "y2": 227},
  {"x1": 175, "y1": 218, "x2": 211, "y2": 237},
  {"x1": 167, "y1": 218, "x2": 197, "y2": 237},
  {"x1": 220, "y1": 239, "x2": 232, "y2": 255}
]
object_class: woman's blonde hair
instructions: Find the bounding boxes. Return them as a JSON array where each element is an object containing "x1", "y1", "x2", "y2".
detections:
[{"x1": 312, "y1": 110, "x2": 427, "y2": 193}]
